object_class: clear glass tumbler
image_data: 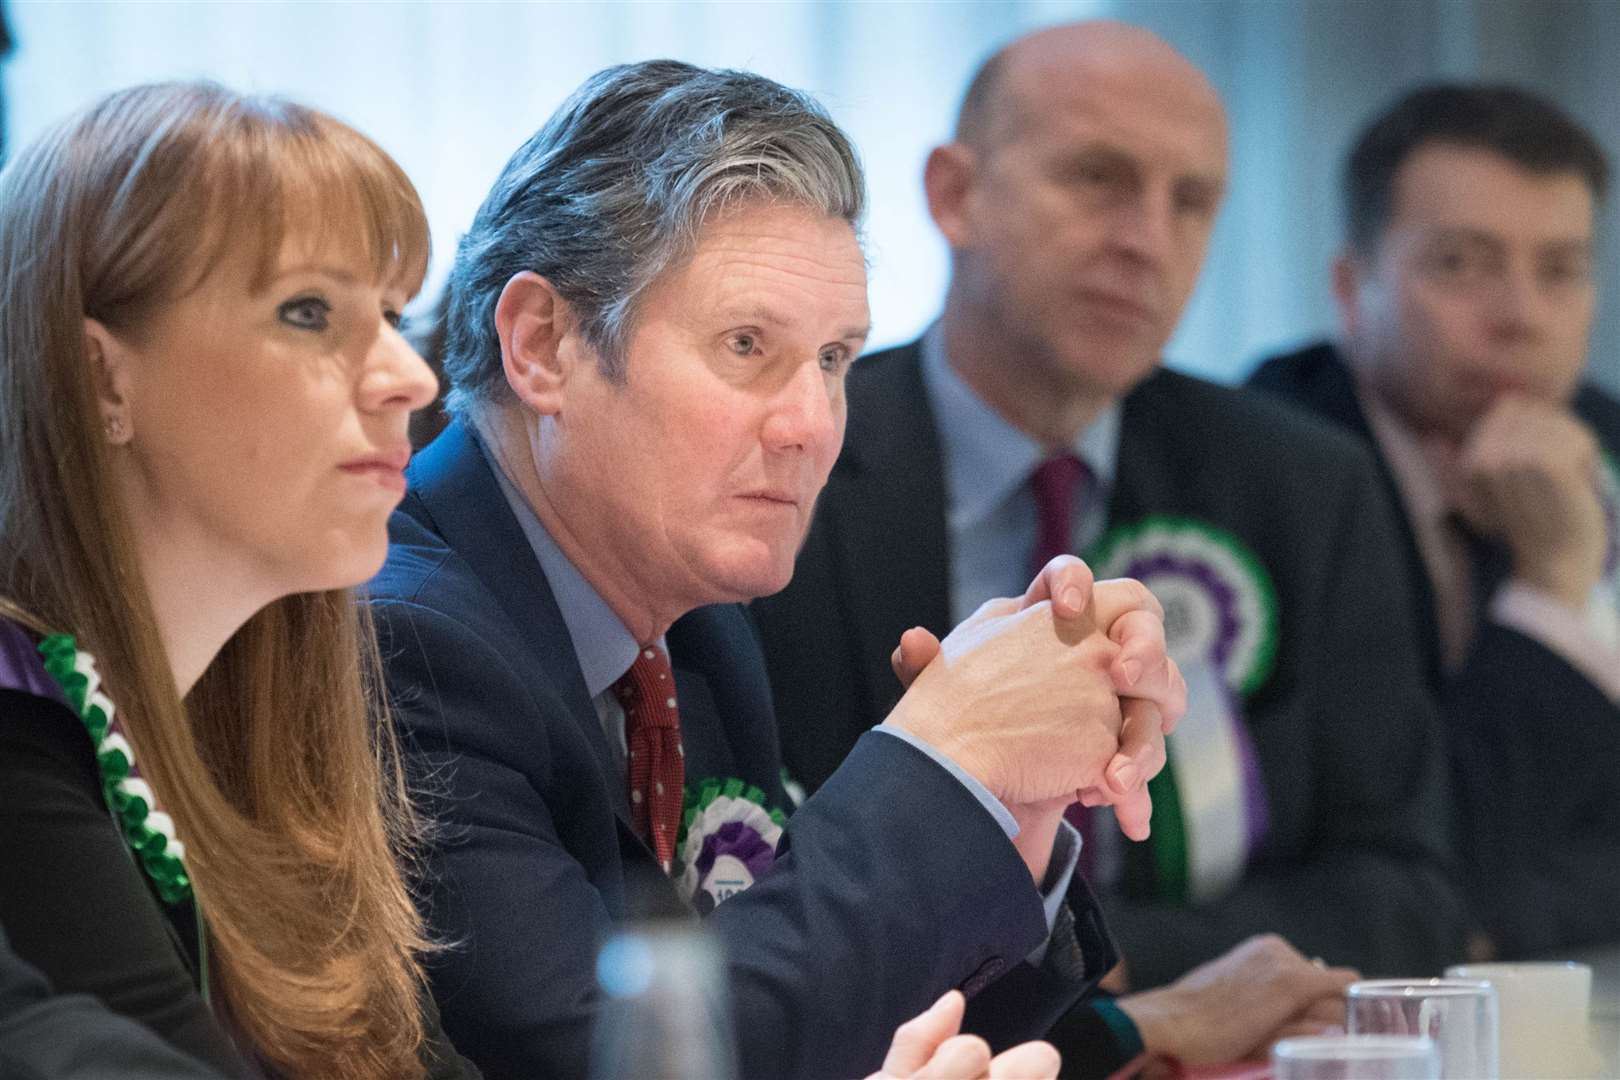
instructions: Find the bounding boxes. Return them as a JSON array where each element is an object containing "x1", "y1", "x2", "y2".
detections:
[{"x1": 1346, "y1": 978, "x2": 1499, "y2": 1080}]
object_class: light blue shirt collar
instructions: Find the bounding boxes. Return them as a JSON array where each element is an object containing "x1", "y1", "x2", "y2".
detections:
[
  {"x1": 490, "y1": 458, "x2": 640, "y2": 699},
  {"x1": 919, "y1": 322, "x2": 1119, "y2": 531}
]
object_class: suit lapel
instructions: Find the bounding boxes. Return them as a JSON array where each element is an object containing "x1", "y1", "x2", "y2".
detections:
[
  {"x1": 830, "y1": 343, "x2": 954, "y2": 728},
  {"x1": 1280, "y1": 350, "x2": 1446, "y2": 685},
  {"x1": 404, "y1": 421, "x2": 632, "y2": 822}
]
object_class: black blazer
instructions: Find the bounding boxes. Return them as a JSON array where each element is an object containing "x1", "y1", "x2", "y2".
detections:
[
  {"x1": 1251, "y1": 341, "x2": 1620, "y2": 954},
  {"x1": 370, "y1": 421, "x2": 1116, "y2": 1080},
  {"x1": 0, "y1": 627, "x2": 474, "y2": 1079},
  {"x1": 754, "y1": 341, "x2": 1466, "y2": 989},
  {"x1": 0, "y1": 922, "x2": 229, "y2": 1080}
]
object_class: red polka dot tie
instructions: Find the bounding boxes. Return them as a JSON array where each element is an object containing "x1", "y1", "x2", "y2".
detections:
[{"x1": 613, "y1": 644, "x2": 685, "y2": 873}]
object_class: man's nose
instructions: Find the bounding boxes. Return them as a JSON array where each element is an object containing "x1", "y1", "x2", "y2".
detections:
[
  {"x1": 1483, "y1": 265, "x2": 1548, "y2": 344},
  {"x1": 1106, "y1": 191, "x2": 1175, "y2": 267},
  {"x1": 762, "y1": 359, "x2": 839, "y2": 452}
]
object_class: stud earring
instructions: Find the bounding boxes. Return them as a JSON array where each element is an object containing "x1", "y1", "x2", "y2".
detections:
[{"x1": 104, "y1": 415, "x2": 127, "y2": 442}]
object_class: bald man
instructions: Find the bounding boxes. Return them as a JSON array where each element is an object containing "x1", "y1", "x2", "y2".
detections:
[{"x1": 753, "y1": 22, "x2": 1465, "y2": 1074}]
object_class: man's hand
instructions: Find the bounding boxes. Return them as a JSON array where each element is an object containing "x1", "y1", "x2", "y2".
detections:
[
  {"x1": 1457, "y1": 395, "x2": 1607, "y2": 608},
  {"x1": 867, "y1": 990, "x2": 1060, "y2": 1080},
  {"x1": 888, "y1": 557, "x2": 1186, "y2": 844},
  {"x1": 1116, "y1": 934, "x2": 1357, "y2": 1066}
]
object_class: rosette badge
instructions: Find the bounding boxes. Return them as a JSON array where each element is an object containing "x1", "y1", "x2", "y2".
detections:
[
  {"x1": 1089, "y1": 515, "x2": 1278, "y2": 694},
  {"x1": 39, "y1": 634, "x2": 192, "y2": 904},
  {"x1": 675, "y1": 778, "x2": 787, "y2": 915},
  {"x1": 1087, "y1": 517, "x2": 1277, "y2": 904}
]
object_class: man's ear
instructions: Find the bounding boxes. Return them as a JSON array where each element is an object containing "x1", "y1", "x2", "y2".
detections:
[
  {"x1": 923, "y1": 142, "x2": 978, "y2": 249},
  {"x1": 83, "y1": 318, "x2": 135, "y2": 444},
  {"x1": 494, "y1": 271, "x2": 591, "y2": 416},
  {"x1": 1331, "y1": 249, "x2": 1366, "y2": 341}
]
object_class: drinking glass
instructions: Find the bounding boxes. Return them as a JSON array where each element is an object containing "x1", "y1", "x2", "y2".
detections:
[
  {"x1": 1272, "y1": 1034, "x2": 1440, "y2": 1080},
  {"x1": 1346, "y1": 978, "x2": 1498, "y2": 1080},
  {"x1": 586, "y1": 920, "x2": 738, "y2": 1080}
]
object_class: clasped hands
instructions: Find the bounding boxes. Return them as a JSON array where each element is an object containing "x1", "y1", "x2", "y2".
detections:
[{"x1": 883, "y1": 555, "x2": 1187, "y2": 879}]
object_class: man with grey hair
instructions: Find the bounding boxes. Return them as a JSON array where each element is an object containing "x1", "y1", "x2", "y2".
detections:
[{"x1": 370, "y1": 60, "x2": 1184, "y2": 1080}]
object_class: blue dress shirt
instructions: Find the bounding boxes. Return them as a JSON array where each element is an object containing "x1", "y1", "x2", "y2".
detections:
[{"x1": 919, "y1": 323, "x2": 1120, "y2": 623}]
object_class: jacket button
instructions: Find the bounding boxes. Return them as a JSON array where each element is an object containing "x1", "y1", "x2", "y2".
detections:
[{"x1": 959, "y1": 956, "x2": 1006, "y2": 997}]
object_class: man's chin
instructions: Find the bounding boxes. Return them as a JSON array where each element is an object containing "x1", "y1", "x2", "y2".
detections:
[{"x1": 692, "y1": 545, "x2": 798, "y2": 605}]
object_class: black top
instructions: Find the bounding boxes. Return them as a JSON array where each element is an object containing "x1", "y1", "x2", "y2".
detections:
[
  {"x1": 0, "y1": 630, "x2": 478, "y2": 1078},
  {"x1": 1, "y1": 921, "x2": 227, "y2": 1079}
]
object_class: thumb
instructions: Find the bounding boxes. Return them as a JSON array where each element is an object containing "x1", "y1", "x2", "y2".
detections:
[
  {"x1": 890, "y1": 626, "x2": 943, "y2": 690},
  {"x1": 989, "y1": 1040, "x2": 1061, "y2": 1080},
  {"x1": 880, "y1": 991, "x2": 965, "y2": 1077}
]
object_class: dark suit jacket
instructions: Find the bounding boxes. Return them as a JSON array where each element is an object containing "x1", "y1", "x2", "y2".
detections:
[
  {"x1": 370, "y1": 421, "x2": 1116, "y2": 1080},
  {"x1": 753, "y1": 341, "x2": 1466, "y2": 991},
  {"x1": 1250, "y1": 341, "x2": 1620, "y2": 954}
]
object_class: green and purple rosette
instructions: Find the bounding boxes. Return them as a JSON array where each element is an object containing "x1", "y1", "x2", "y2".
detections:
[
  {"x1": 38, "y1": 634, "x2": 192, "y2": 905},
  {"x1": 1089, "y1": 516, "x2": 1276, "y2": 904},
  {"x1": 674, "y1": 777, "x2": 786, "y2": 915}
]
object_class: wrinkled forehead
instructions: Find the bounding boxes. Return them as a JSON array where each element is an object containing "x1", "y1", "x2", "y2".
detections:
[{"x1": 637, "y1": 201, "x2": 871, "y2": 350}]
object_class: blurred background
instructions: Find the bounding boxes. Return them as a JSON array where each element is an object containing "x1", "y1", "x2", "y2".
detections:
[{"x1": 4, "y1": 0, "x2": 1617, "y2": 390}]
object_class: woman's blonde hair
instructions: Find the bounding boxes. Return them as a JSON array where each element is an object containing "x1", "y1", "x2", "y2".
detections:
[{"x1": 0, "y1": 82, "x2": 433, "y2": 1078}]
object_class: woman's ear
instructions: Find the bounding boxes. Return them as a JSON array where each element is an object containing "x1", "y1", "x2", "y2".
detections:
[
  {"x1": 495, "y1": 272, "x2": 594, "y2": 416},
  {"x1": 83, "y1": 318, "x2": 135, "y2": 444}
]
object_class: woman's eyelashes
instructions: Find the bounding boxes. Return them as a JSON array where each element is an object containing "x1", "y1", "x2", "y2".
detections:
[
  {"x1": 278, "y1": 295, "x2": 333, "y2": 331},
  {"x1": 276, "y1": 292, "x2": 409, "y2": 335}
]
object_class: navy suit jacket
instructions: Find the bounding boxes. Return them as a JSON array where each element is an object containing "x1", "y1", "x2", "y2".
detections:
[
  {"x1": 754, "y1": 342, "x2": 1466, "y2": 990},
  {"x1": 369, "y1": 421, "x2": 1115, "y2": 1080},
  {"x1": 1251, "y1": 342, "x2": 1620, "y2": 954}
]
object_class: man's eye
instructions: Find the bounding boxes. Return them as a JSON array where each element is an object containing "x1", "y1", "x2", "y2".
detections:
[
  {"x1": 384, "y1": 308, "x2": 406, "y2": 331},
  {"x1": 279, "y1": 296, "x2": 331, "y2": 330},
  {"x1": 819, "y1": 346, "x2": 850, "y2": 374},
  {"x1": 1541, "y1": 260, "x2": 1591, "y2": 288},
  {"x1": 1427, "y1": 249, "x2": 1484, "y2": 279},
  {"x1": 728, "y1": 333, "x2": 758, "y2": 355}
]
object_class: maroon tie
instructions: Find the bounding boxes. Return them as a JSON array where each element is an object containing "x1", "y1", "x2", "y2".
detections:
[
  {"x1": 1030, "y1": 454, "x2": 1087, "y2": 575},
  {"x1": 613, "y1": 645, "x2": 685, "y2": 872},
  {"x1": 1030, "y1": 454, "x2": 1099, "y2": 876}
]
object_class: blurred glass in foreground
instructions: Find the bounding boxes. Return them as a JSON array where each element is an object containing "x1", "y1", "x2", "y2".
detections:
[
  {"x1": 588, "y1": 918, "x2": 738, "y2": 1080},
  {"x1": 1272, "y1": 1034, "x2": 1440, "y2": 1080}
]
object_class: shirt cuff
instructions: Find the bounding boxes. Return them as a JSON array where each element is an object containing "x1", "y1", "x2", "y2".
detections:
[
  {"x1": 1026, "y1": 820, "x2": 1081, "y2": 964},
  {"x1": 872, "y1": 724, "x2": 1018, "y2": 838},
  {"x1": 1491, "y1": 581, "x2": 1620, "y2": 702}
]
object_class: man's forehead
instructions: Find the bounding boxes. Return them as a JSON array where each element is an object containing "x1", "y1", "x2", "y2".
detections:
[
  {"x1": 997, "y1": 44, "x2": 1227, "y2": 173},
  {"x1": 671, "y1": 205, "x2": 870, "y2": 330},
  {"x1": 1389, "y1": 144, "x2": 1595, "y2": 241}
]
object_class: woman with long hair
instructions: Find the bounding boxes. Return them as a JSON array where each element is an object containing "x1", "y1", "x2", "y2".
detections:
[{"x1": 0, "y1": 81, "x2": 469, "y2": 1078}]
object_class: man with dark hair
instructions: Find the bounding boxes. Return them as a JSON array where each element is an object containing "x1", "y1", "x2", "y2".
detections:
[
  {"x1": 370, "y1": 59, "x2": 1186, "y2": 1080},
  {"x1": 1252, "y1": 82, "x2": 1620, "y2": 956},
  {"x1": 753, "y1": 20, "x2": 1461, "y2": 1077}
]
